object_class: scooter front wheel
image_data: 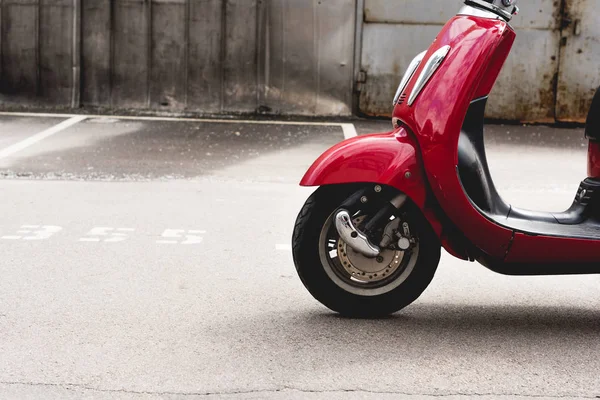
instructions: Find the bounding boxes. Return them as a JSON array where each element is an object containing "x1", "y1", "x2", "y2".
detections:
[{"x1": 292, "y1": 184, "x2": 441, "y2": 318}]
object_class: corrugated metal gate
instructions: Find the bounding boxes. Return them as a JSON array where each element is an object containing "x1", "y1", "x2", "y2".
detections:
[
  {"x1": 0, "y1": 0, "x2": 598, "y2": 121},
  {"x1": 0, "y1": 0, "x2": 356, "y2": 116},
  {"x1": 358, "y1": 0, "x2": 600, "y2": 122},
  {"x1": 556, "y1": 0, "x2": 600, "y2": 122}
]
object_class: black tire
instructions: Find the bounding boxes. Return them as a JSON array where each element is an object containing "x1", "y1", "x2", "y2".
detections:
[{"x1": 292, "y1": 184, "x2": 441, "y2": 318}]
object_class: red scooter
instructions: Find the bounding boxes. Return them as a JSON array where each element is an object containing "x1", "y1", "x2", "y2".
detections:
[{"x1": 292, "y1": 0, "x2": 600, "y2": 317}]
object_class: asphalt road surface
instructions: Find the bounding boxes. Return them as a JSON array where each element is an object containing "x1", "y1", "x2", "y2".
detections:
[{"x1": 1, "y1": 114, "x2": 599, "y2": 400}]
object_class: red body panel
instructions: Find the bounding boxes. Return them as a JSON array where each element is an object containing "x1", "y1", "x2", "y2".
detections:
[
  {"x1": 507, "y1": 233, "x2": 600, "y2": 263},
  {"x1": 300, "y1": 127, "x2": 469, "y2": 259},
  {"x1": 392, "y1": 16, "x2": 515, "y2": 259},
  {"x1": 588, "y1": 141, "x2": 600, "y2": 178},
  {"x1": 300, "y1": 128, "x2": 426, "y2": 207},
  {"x1": 301, "y1": 14, "x2": 600, "y2": 268},
  {"x1": 391, "y1": 15, "x2": 600, "y2": 264},
  {"x1": 473, "y1": 24, "x2": 516, "y2": 99}
]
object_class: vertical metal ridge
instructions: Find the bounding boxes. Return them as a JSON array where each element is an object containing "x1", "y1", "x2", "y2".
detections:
[
  {"x1": 553, "y1": 0, "x2": 567, "y2": 122},
  {"x1": 254, "y1": 0, "x2": 262, "y2": 109},
  {"x1": 313, "y1": 0, "x2": 319, "y2": 114},
  {"x1": 281, "y1": 0, "x2": 285, "y2": 95},
  {"x1": 36, "y1": 0, "x2": 41, "y2": 96},
  {"x1": 255, "y1": 0, "x2": 271, "y2": 109},
  {"x1": 0, "y1": 0, "x2": 3, "y2": 86},
  {"x1": 71, "y1": 0, "x2": 81, "y2": 108},
  {"x1": 219, "y1": 0, "x2": 227, "y2": 112},
  {"x1": 264, "y1": 1, "x2": 270, "y2": 97},
  {"x1": 109, "y1": 0, "x2": 115, "y2": 107},
  {"x1": 146, "y1": 0, "x2": 152, "y2": 108},
  {"x1": 352, "y1": 0, "x2": 364, "y2": 114},
  {"x1": 184, "y1": 0, "x2": 190, "y2": 108}
]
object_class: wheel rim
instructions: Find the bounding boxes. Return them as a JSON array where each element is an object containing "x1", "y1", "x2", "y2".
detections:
[{"x1": 318, "y1": 211, "x2": 420, "y2": 297}]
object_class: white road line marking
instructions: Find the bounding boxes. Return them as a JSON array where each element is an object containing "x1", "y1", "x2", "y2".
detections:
[
  {"x1": 340, "y1": 123, "x2": 358, "y2": 139},
  {"x1": 157, "y1": 229, "x2": 206, "y2": 244},
  {"x1": 276, "y1": 244, "x2": 292, "y2": 251},
  {"x1": 0, "y1": 111, "x2": 345, "y2": 126},
  {"x1": 0, "y1": 112, "x2": 357, "y2": 140},
  {"x1": 0, "y1": 113, "x2": 66, "y2": 119},
  {"x1": 78, "y1": 227, "x2": 135, "y2": 243},
  {"x1": 1, "y1": 225, "x2": 63, "y2": 241},
  {"x1": 0, "y1": 116, "x2": 86, "y2": 160}
]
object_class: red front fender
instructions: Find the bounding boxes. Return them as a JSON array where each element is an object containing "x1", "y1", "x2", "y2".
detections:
[
  {"x1": 300, "y1": 128, "x2": 427, "y2": 208},
  {"x1": 300, "y1": 127, "x2": 472, "y2": 261}
]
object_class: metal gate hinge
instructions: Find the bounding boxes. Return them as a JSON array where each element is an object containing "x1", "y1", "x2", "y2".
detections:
[{"x1": 357, "y1": 71, "x2": 367, "y2": 83}]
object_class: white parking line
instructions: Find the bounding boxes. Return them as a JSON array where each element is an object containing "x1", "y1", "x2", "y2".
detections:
[
  {"x1": 0, "y1": 112, "x2": 357, "y2": 139},
  {"x1": 340, "y1": 123, "x2": 358, "y2": 139},
  {"x1": 276, "y1": 244, "x2": 292, "y2": 251},
  {"x1": 0, "y1": 116, "x2": 86, "y2": 160}
]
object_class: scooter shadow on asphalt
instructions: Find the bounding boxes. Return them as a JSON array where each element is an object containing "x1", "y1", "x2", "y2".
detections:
[
  {"x1": 307, "y1": 303, "x2": 600, "y2": 324},
  {"x1": 210, "y1": 302, "x2": 600, "y2": 350},
  {"x1": 301, "y1": 302, "x2": 600, "y2": 334},
  {"x1": 206, "y1": 302, "x2": 600, "y2": 376}
]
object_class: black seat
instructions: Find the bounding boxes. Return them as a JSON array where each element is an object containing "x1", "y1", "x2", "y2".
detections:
[{"x1": 585, "y1": 86, "x2": 600, "y2": 141}]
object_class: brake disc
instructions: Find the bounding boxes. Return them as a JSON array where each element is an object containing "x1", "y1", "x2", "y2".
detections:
[{"x1": 337, "y1": 215, "x2": 405, "y2": 283}]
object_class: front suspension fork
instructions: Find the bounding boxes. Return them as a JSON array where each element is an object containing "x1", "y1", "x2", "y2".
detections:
[{"x1": 334, "y1": 186, "x2": 408, "y2": 258}]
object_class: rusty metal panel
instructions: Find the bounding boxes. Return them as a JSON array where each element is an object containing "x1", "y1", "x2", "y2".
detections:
[
  {"x1": 0, "y1": 0, "x2": 2, "y2": 93},
  {"x1": 274, "y1": 0, "x2": 317, "y2": 114},
  {"x1": 111, "y1": 0, "x2": 149, "y2": 108},
  {"x1": 359, "y1": 23, "x2": 440, "y2": 116},
  {"x1": 266, "y1": 0, "x2": 320, "y2": 114},
  {"x1": 223, "y1": 0, "x2": 258, "y2": 112},
  {"x1": 39, "y1": 0, "x2": 73, "y2": 105},
  {"x1": 556, "y1": 0, "x2": 600, "y2": 122},
  {"x1": 81, "y1": 0, "x2": 111, "y2": 106},
  {"x1": 260, "y1": 0, "x2": 355, "y2": 115},
  {"x1": 1, "y1": 0, "x2": 356, "y2": 116},
  {"x1": 0, "y1": 0, "x2": 40, "y2": 104},
  {"x1": 150, "y1": 0, "x2": 186, "y2": 110},
  {"x1": 364, "y1": 0, "x2": 460, "y2": 24},
  {"x1": 364, "y1": 0, "x2": 557, "y2": 29},
  {"x1": 259, "y1": 0, "x2": 285, "y2": 111},
  {"x1": 187, "y1": 0, "x2": 222, "y2": 113},
  {"x1": 486, "y1": 29, "x2": 559, "y2": 122},
  {"x1": 513, "y1": 0, "x2": 560, "y2": 30},
  {"x1": 359, "y1": 0, "x2": 561, "y2": 121},
  {"x1": 315, "y1": 0, "x2": 354, "y2": 115}
]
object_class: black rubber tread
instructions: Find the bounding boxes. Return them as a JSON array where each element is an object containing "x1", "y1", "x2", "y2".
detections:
[{"x1": 292, "y1": 184, "x2": 441, "y2": 318}]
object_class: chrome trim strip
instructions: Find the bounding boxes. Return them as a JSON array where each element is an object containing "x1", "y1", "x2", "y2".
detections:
[
  {"x1": 335, "y1": 210, "x2": 380, "y2": 258},
  {"x1": 457, "y1": 4, "x2": 502, "y2": 20},
  {"x1": 407, "y1": 45, "x2": 451, "y2": 107},
  {"x1": 393, "y1": 50, "x2": 427, "y2": 105},
  {"x1": 462, "y1": 0, "x2": 514, "y2": 21}
]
